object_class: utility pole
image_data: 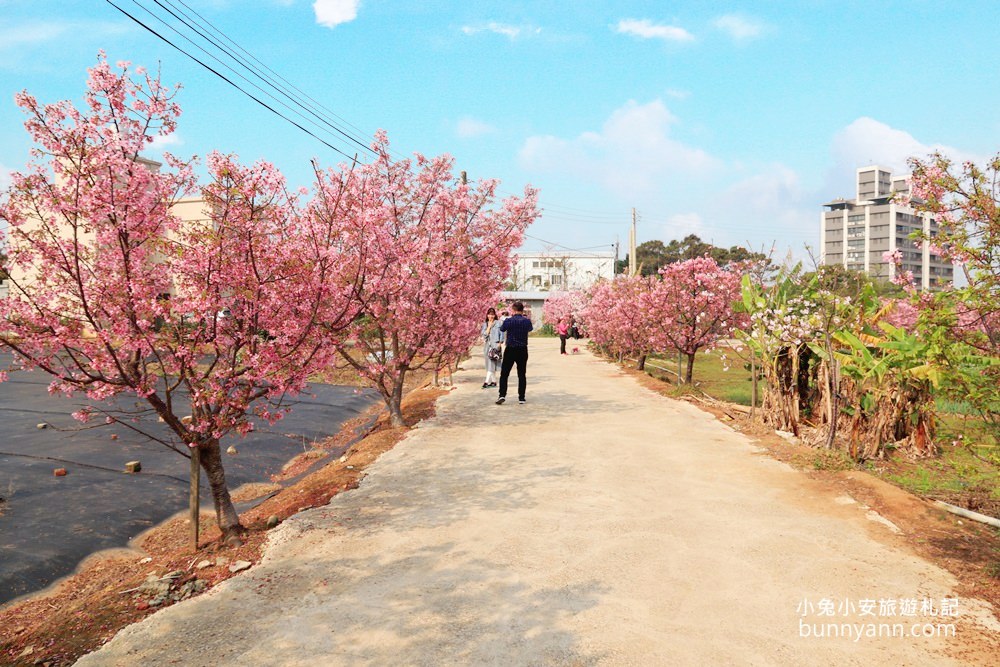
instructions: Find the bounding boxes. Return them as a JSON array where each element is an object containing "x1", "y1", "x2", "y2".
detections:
[
  {"x1": 628, "y1": 208, "x2": 637, "y2": 276},
  {"x1": 614, "y1": 238, "x2": 620, "y2": 275}
]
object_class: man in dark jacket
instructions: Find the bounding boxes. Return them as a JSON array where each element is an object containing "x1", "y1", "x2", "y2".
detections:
[{"x1": 496, "y1": 301, "x2": 533, "y2": 405}]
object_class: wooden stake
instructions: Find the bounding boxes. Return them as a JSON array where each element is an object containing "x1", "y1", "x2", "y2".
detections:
[{"x1": 190, "y1": 446, "x2": 200, "y2": 551}]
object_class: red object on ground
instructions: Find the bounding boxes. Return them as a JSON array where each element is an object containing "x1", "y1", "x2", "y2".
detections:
[{"x1": 53, "y1": 468, "x2": 67, "y2": 477}]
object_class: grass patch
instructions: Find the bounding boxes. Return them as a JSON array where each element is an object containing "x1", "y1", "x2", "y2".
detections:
[
  {"x1": 645, "y1": 349, "x2": 755, "y2": 406},
  {"x1": 811, "y1": 449, "x2": 854, "y2": 472},
  {"x1": 935, "y1": 397, "x2": 974, "y2": 415},
  {"x1": 871, "y1": 441, "x2": 1000, "y2": 516}
]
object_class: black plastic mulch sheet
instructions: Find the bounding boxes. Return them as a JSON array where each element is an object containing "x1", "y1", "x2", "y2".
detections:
[{"x1": 0, "y1": 362, "x2": 377, "y2": 606}]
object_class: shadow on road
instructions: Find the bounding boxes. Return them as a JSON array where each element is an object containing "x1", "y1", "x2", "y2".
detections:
[
  {"x1": 96, "y1": 540, "x2": 608, "y2": 666},
  {"x1": 431, "y1": 387, "x2": 632, "y2": 429},
  {"x1": 257, "y1": 542, "x2": 609, "y2": 665},
  {"x1": 289, "y1": 444, "x2": 573, "y2": 535}
]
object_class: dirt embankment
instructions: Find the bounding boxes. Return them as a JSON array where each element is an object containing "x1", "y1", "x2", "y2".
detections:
[{"x1": 0, "y1": 383, "x2": 447, "y2": 667}]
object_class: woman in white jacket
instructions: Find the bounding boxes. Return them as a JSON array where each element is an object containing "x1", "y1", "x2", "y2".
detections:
[{"x1": 480, "y1": 307, "x2": 505, "y2": 388}]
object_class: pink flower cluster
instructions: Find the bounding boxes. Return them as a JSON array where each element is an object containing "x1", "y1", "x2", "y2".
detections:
[{"x1": 542, "y1": 290, "x2": 586, "y2": 328}]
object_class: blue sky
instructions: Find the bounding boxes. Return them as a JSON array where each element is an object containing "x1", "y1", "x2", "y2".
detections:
[{"x1": 2, "y1": 1, "x2": 999, "y2": 260}]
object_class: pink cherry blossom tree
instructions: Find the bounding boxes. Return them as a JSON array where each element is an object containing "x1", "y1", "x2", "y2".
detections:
[
  {"x1": 581, "y1": 275, "x2": 658, "y2": 367},
  {"x1": 899, "y1": 155, "x2": 1000, "y2": 455},
  {"x1": 642, "y1": 257, "x2": 745, "y2": 383},
  {"x1": 310, "y1": 133, "x2": 538, "y2": 427},
  {"x1": 907, "y1": 154, "x2": 1000, "y2": 354},
  {"x1": 0, "y1": 56, "x2": 359, "y2": 542},
  {"x1": 542, "y1": 290, "x2": 586, "y2": 331}
]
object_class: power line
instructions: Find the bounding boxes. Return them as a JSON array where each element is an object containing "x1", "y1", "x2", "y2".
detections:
[
  {"x1": 522, "y1": 234, "x2": 616, "y2": 255},
  {"x1": 107, "y1": 0, "x2": 638, "y2": 225},
  {"x1": 539, "y1": 213, "x2": 626, "y2": 226},
  {"x1": 149, "y1": 0, "x2": 376, "y2": 157},
  {"x1": 168, "y1": 0, "x2": 375, "y2": 149},
  {"x1": 105, "y1": 0, "x2": 362, "y2": 162},
  {"x1": 124, "y1": 0, "x2": 365, "y2": 157},
  {"x1": 537, "y1": 202, "x2": 625, "y2": 218},
  {"x1": 150, "y1": 0, "x2": 419, "y2": 166}
]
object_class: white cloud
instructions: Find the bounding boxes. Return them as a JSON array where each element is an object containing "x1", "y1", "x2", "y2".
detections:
[
  {"x1": 0, "y1": 21, "x2": 130, "y2": 52},
  {"x1": 660, "y1": 212, "x2": 704, "y2": 238},
  {"x1": 519, "y1": 99, "x2": 718, "y2": 199},
  {"x1": 615, "y1": 19, "x2": 694, "y2": 43},
  {"x1": 456, "y1": 117, "x2": 496, "y2": 139},
  {"x1": 708, "y1": 164, "x2": 815, "y2": 254},
  {"x1": 147, "y1": 133, "x2": 183, "y2": 154},
  {"x1": 461, "y1": 22, "x2": 540, "y2": 40},
  {"x1": 712, "y1": 14, "x2": 767, "y2": 42},
  {"x1": 722, "y1": 165, "x2": 802, "y2": 215},
  {"x1": 520, "y1": 114, "x2": 987, "y2": 261},
  {"x1": 0, "y1": 22, "x2": 66, "y2": 48},
  {"x1": 313, "y1": 0, "x2": 359, "y2": 28},
  {"x1": 827, "y1": 117, "x2": 983, "y2": 191},
  {"x1": 665, "y1": 88, "x2": 691, "y2": 100}
]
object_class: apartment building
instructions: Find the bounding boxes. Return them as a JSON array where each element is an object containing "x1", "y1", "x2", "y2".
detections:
[{"x1": 820, "y1": 166, "x2": 953, "y2": 289}]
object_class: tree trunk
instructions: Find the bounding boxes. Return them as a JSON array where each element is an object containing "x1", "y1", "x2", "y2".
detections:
[
  {"x1": 637, "y1": 353, "x2": 647, "y2": 371},
  {"x1": 388, "y1": 369, "x2": 407, "y2": 428},
  {"x1": 198, "y1": 438, "x2": 244, "y2": 542},
  {"x1": 823, "y1": 356, "x2": 839, "y2": 450},
  {"x1": 685, "y1": 352, "x2": 696, "y2": 384}
]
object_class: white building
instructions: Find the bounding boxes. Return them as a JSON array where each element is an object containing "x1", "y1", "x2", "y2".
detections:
[
  {"x1": 820, "y1": 166, "x2": 953, "y2": 289},
  {"x1": 507, "y1": 251, "x2": 615, "y2": 292},
  {"x1": 502, "y1": 251, "x2": 615, "y2": 325}
]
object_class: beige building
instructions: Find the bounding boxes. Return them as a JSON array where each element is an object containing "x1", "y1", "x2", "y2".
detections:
[
  {"x1": 820, "y1": 166, "x2": 953, "y2": 289},
  {"x1": 6, "y1": 156, "x2": 209, "y2": 296}
]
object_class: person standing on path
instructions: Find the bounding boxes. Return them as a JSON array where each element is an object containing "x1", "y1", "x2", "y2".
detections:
[
  {"x1": 496, "y1": 301, "x2": 533, "y2": 405},
  {"x1": 480, "y1": 307, "x2": 504, "y2": 388},
  {"x1": 556, "y1": 318, "x2": 569, "y2": 355}
]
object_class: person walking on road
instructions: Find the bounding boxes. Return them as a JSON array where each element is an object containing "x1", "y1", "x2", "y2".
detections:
[
  {"x1": 496, "y1": 302, "x2": 533, "y2": 405},
  {"x1": 481, "y1": 307, "x2": 504, "y2": 388}
]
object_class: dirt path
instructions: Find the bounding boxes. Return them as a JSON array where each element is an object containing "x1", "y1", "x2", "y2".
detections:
[{"x1": 77, "y1": 339, "x2": 998, "y2": 666}]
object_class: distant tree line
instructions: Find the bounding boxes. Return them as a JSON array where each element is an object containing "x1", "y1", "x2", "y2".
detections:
[{"x1": 619, "y1": 234, "x2": 768, "y2": 275}]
